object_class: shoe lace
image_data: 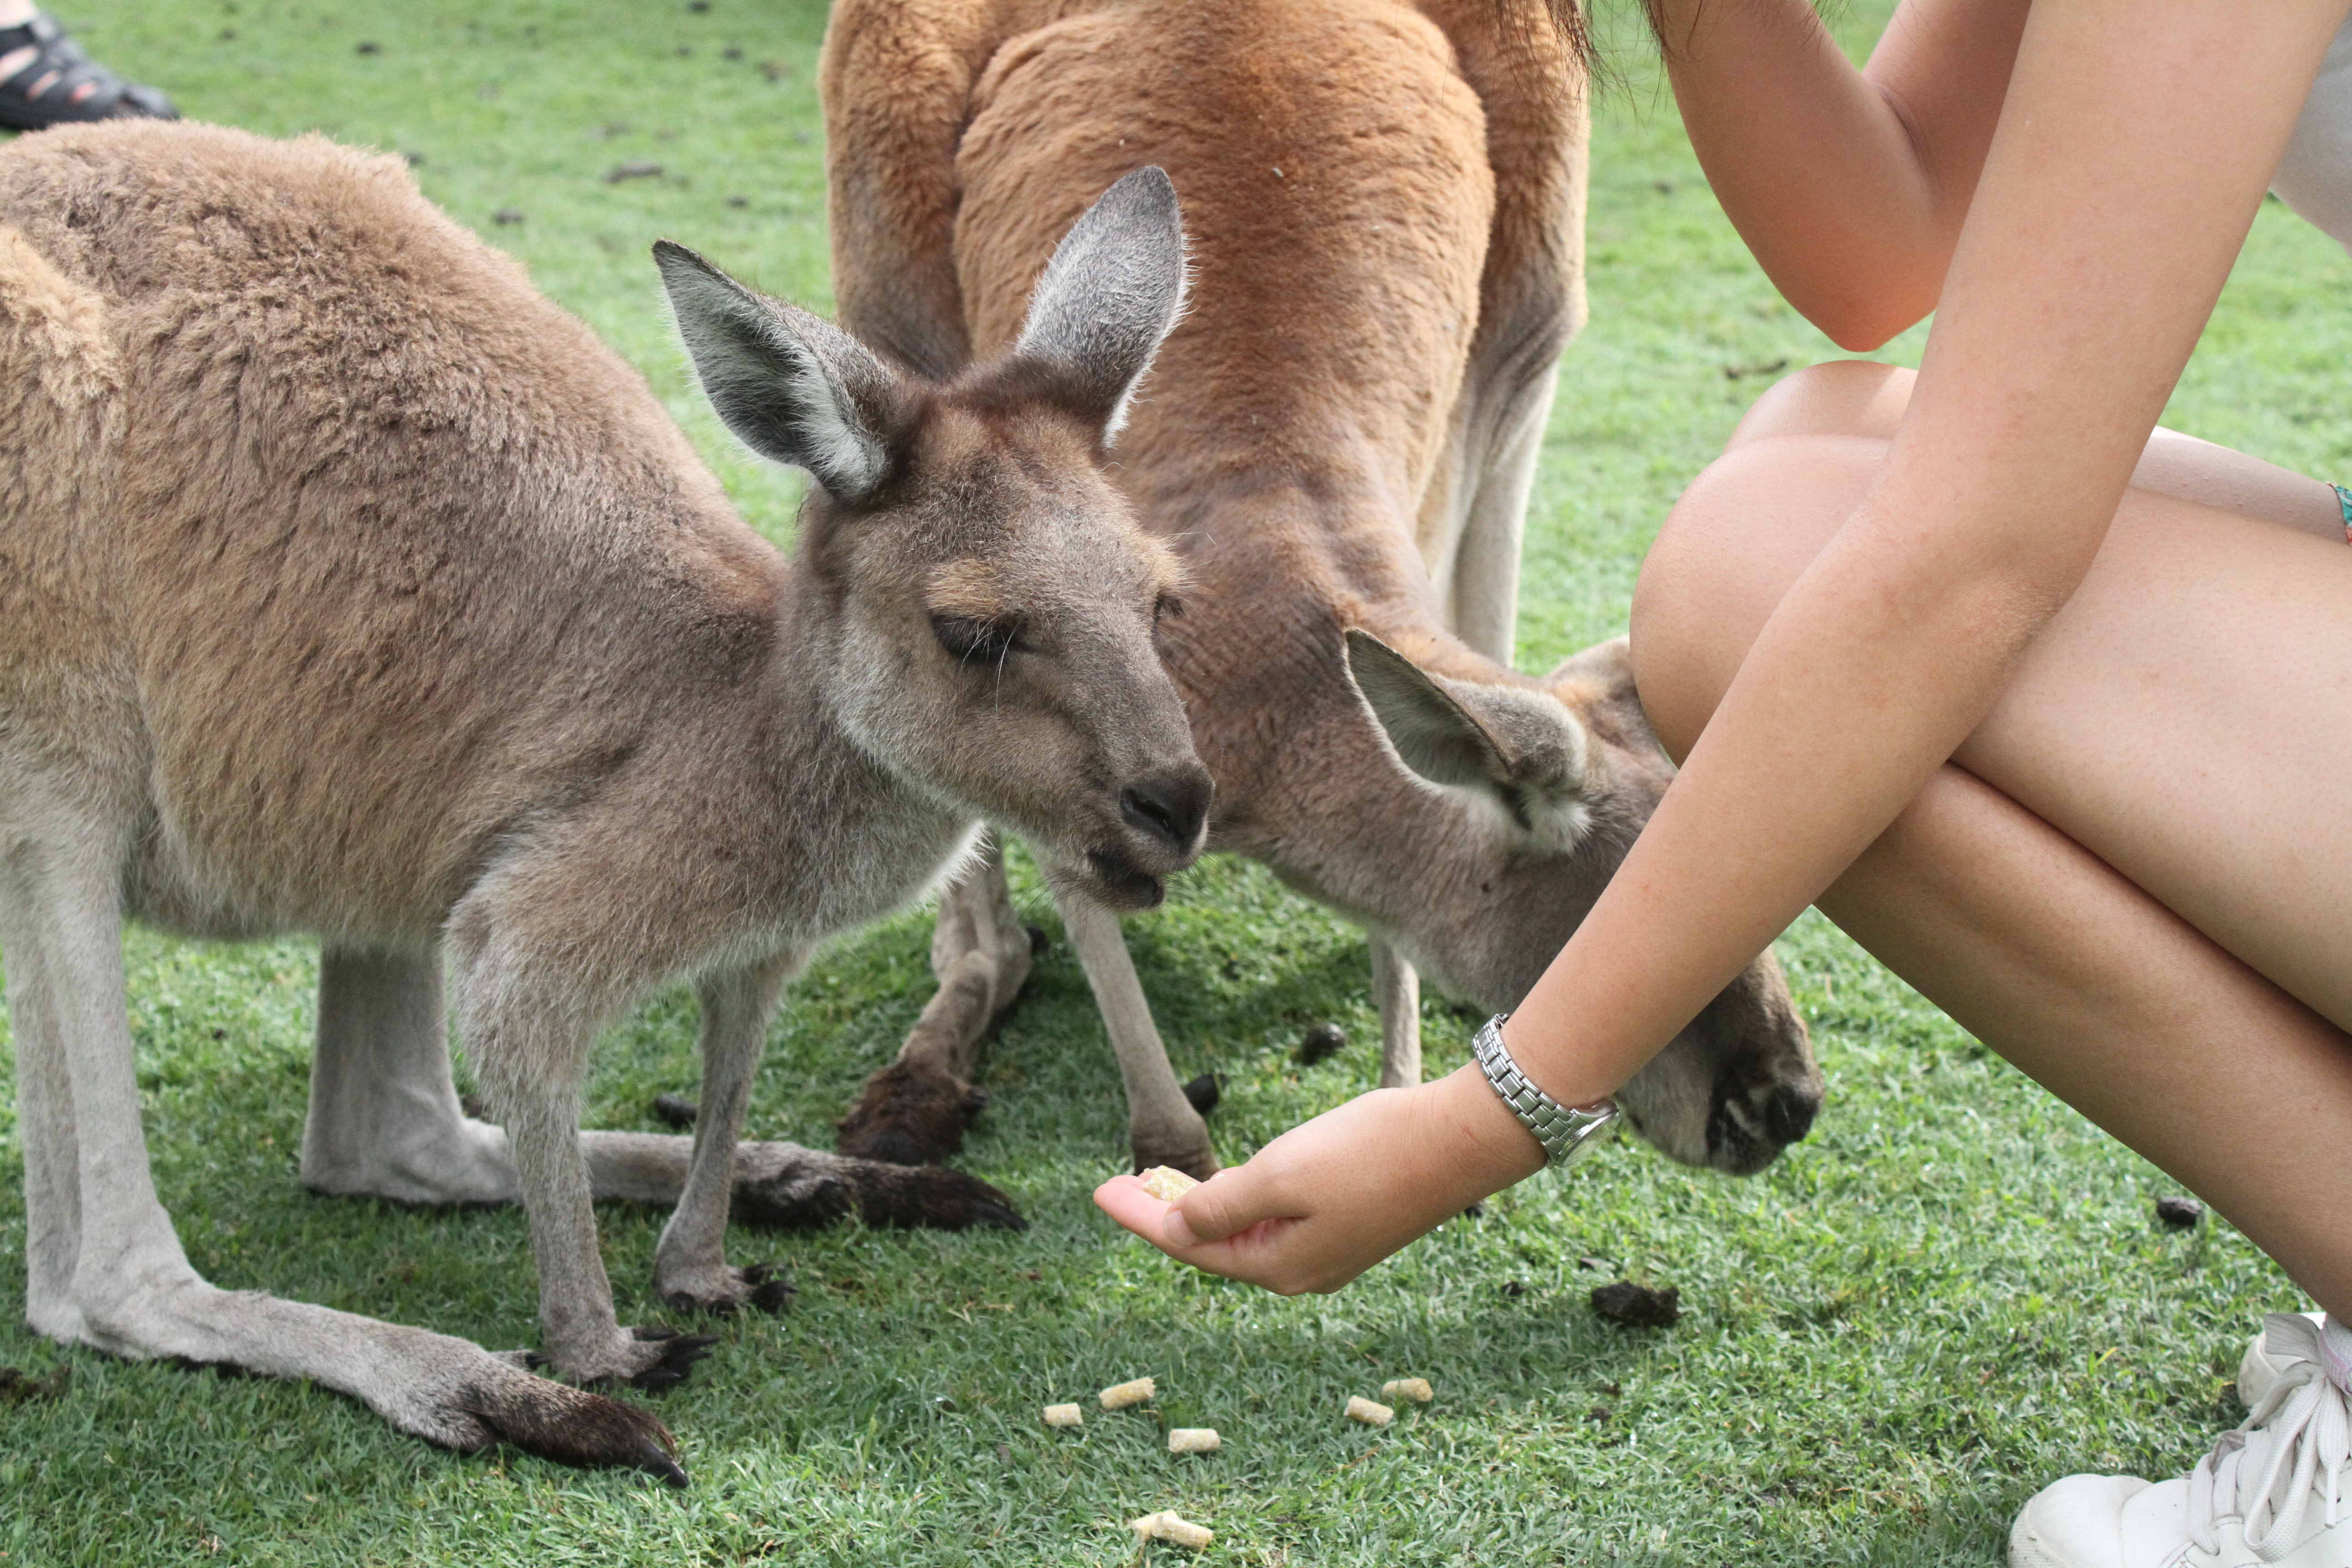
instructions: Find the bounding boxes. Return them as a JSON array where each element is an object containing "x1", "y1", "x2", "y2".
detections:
[{"x1": 2186, "y1": 1314, "x2": 2352, "y2": 1562}]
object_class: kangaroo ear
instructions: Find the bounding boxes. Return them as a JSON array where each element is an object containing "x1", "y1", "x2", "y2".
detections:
[
  {"x1": 1013, "y1": 166, "x2": 1188, "y2": 443},
  {"x1": 1544, "y1": 636, "x2": 1669, "y2": 764},
  {"x1": 654, "y1": 240, "x2": 912, "y2": 508},
  {"x1": 1346, "y1": 630, "x2": 1592, "y2": 834}
]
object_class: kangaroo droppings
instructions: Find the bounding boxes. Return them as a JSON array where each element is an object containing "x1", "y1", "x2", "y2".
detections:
[{"x1": 1591, "y1": 1281, "x2": 1681, "y2": 1328}]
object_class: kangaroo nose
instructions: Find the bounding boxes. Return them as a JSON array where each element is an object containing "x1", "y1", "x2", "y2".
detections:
[
  {"x1": 1763, "y1": 1082, "x2": 1820, "y2": 1146},
  {"x1": 1120, "y1": 768, "x2": 1212, "y2": 853}
]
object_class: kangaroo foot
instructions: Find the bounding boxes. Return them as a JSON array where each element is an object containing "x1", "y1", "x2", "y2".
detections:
[
  {"x1": 657, "y1": 1262, "x2": 794, "y2": 1318},
  {"x1": 730, "y1": 1141, "x2": 1022, "y2": 1230},
  {"x1": 844, "y1": 1157, "x2": 1026, "y2": 1230},
  {"x1": 729, "y1": 1146, "x2": 858, "y2": 1228},
  {"x1": 834, "y1": 1059, "x2": 990, "y2": 1166},
  {"x1": 1132, "y1": 1134, "x2": 1218, "y2": 1182},
  {"x1": 458, "y1": 1368, "x2": 690, "y2": 1487},
  {"x1": 72, "y1": 1269, "x2": 696, "y2": 1484},
  {"x1": 564, "y1": 1133, "x2": 1017, "y2": 1233}
]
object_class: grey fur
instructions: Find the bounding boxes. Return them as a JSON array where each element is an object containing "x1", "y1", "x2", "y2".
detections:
[
  {"x1": 656, "y1": 241, "x2": 907, "y2": 506},
  {"x1": 0, "y1": 124, "x2": 1202, "y2": 1480},
  {"x1": 1012, "y1": 167, "x2": 1189, "y2": 441}
]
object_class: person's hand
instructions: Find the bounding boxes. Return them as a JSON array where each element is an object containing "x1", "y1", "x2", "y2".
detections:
[{"x1": 1093, "y1": 1063, "x2": 1549, "y2": 1293}]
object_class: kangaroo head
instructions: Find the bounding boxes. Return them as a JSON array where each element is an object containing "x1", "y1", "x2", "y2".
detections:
[
  {"x1": 656, "y1": 168, "x2": 1210, "y2": 911},
  {"x1": 1345, "y1": 630, "x2": 1823, "y2": 1174}
]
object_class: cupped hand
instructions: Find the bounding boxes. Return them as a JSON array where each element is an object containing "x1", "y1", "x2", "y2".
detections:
[{"x1": 1093, "y1": 1063, "x2": 1549, "y2": 1294}]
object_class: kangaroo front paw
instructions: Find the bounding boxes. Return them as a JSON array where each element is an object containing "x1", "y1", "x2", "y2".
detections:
[
  {"x1": 657, "y1": 1262, "x2": 795, "y2": 1318},
  {"x1": 834, "y1": 1060, "x2": 989, "y2": 1166},
  {"x1": 553, "y1": 1324, "x2": 718, "y2": 1397},
  {"x1": 848, "y1": 1159, "x2": 1027, "y2": 1231},
  {"x1": 617, "y1": 1326, "x2": 719, "y2": 1396}
]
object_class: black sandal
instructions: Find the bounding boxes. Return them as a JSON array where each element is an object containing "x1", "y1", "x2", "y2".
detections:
[{"x1": 0, "y1": 11, "x2": 175, "y2": 131}]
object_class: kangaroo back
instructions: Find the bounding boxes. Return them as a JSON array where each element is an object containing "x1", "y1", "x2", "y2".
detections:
[{"x1": 0, "y1": 123, "x2": 780, "y2": 941}]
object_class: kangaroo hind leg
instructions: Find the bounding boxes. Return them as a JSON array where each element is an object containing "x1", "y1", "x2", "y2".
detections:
[
  {"x1": 3, "y1": 838, "x2": 89, "y2": 1344},
  {"x1": 301, "y1": 943, "x2": 522, "y2": 1205},
  {"x1": 4, "y1": 811, "x2": 682, "y2": 1478}
]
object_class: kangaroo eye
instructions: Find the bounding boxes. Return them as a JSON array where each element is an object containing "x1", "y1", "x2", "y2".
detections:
[
  {"x1": 1153, "y1": 593, "x2": 1183, "y2": 627},
  {"x1": 931, "y1": 613, "x2": 1027, "y2": 664}
]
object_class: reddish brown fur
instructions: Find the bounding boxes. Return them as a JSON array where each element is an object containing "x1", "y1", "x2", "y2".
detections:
[{"x1": 825, "y1": 0, "x2": 1823, "y2": 1175}]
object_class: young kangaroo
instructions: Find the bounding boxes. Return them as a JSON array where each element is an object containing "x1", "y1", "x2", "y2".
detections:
[{"x1": 0, "y1": 122, "x2": 1204, "y2": 1481}]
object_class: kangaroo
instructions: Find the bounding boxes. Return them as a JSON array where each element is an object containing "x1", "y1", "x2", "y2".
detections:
[
  {"x1": 0, "y1": 122, "x2": 1203, "y2": 1481},
  {"x1": 819, "y1": 0, "x2": 1823, "y2": 1179}
]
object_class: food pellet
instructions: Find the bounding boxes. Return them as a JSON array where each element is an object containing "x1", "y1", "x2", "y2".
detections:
[
  {"x1": 1099, "y1": 1375, "x2": 1156, "y2": 1410},
  {"x1": 1137, "y1": 1166, "x2": 1199, "y2": 1203},
  {"x1": 1128, "y1": 1511, "x2": 1215, "y2": 1549},
  {"x1": 1167, "y1": 1427, "x2": 1220, "y2": 1453},
  {"x1": 1346, "y1": 1394, "x2": 1394, "y2": 1427},
  {"x1": 1381, "y1": 1377, "x2": 1434, "y2": 1404},
  {"x1": 1042, "y1": 1403, "x2": 1083, "y2": 1428}
]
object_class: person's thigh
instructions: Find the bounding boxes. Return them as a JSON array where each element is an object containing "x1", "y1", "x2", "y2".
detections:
[
  {"x1": 1732, "y1": 358, "x2": 2348, "y2": 538},
  {"x1": 1634, "y1": 428, "x2": 2352, "y2": 1030}
]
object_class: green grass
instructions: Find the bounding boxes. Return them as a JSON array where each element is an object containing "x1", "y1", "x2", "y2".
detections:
[{"x1": 1, "y1": 2, "x2": 2341, "y2": 1563}]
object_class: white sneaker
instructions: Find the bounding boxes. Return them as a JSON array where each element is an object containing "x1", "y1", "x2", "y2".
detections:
[
  {"x1": 2244, "y1": 1314, "x2": 2330, "y2": 1411},
  {"x1": 2009, "y1": 1314, "x2": 2352, "y2": 1568}
]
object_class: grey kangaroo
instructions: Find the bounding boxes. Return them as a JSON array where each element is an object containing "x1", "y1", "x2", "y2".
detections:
[{"x1": 0, "y1": 122, "x2": 1204, "y2": 1481}]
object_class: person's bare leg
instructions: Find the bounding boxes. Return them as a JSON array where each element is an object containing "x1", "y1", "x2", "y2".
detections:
[
  {"x1": 1633, "y1": 368, "x2": 2352, "y2": 1313},
  {"x1": 1728, "y1": 358, "x2": 2346, "y2": 540},
  {"x1": 1821, "y1": 765, "x2": 2352, "y2": 1315}
]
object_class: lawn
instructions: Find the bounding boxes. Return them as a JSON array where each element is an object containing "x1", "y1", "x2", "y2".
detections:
[{"x1": 1, "y1": 2, "x2": 2343, "y2": 1564}]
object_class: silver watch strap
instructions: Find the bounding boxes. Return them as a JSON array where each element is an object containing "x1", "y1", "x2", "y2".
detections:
[{"x1": 1471, "y1": 1014, "x2": 1617, "y2": 1169}]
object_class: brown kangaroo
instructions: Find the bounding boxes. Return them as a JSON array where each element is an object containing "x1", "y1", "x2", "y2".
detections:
[
  {"x1": 820, "y1": 0, "x2": 1823, "y2": 1179},
  {"x1": 0, "y1": 122, "x2": 1203, "y2": 1481}
]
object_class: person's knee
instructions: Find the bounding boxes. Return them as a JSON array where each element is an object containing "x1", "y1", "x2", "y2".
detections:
[
  {"x1": 1632, "y1": 434, "x2": 1883, "y2": 761},
  {"x1": 1633, "y1": 455, "x2": 1765, "y2": 762},
  {"x1": 1727, "y1": 358, "x2": 1915, "y2": 450}
]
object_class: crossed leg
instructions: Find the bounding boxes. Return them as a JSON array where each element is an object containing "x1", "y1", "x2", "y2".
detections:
[{"x1": 1631, "y1": 360, "x2": 2352, "y2": 1316}]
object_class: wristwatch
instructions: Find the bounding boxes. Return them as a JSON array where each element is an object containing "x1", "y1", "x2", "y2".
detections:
[{"x1": 1471, "y1": 1014, "x2": 1618, "y2": 1169}]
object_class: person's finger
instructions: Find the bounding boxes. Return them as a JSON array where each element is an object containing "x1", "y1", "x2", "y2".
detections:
[
  {"x1": 1170, "y1": 1164, "x2": 1281, "y2": 1244},
  {"x1": 1092, "y1": 1172, "x2": 1304, "y2": 1284},
  {"x1": 1092, "y1": 1174, "x2": 1172, "y2": 1245}
]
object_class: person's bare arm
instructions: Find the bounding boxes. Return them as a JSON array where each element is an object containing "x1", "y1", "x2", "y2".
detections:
[
  {"x1": 1098, "y1": 0, "x2": 2347, "y2": 1293},
  {"x1": 1659, "y1": 0, "x2": 2029, "y2": 348}
]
